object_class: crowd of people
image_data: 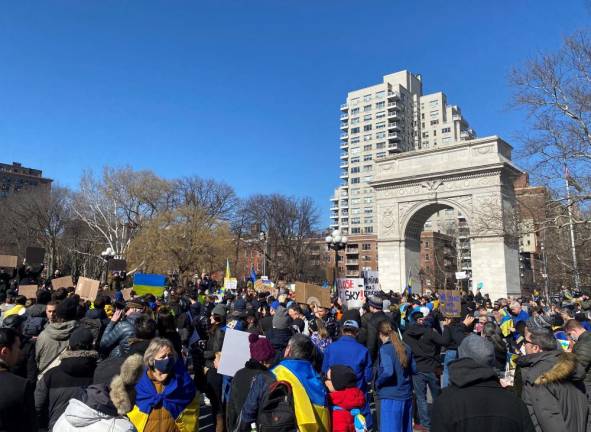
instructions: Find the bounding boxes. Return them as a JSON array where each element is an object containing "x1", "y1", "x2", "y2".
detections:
[{"x1": 0, "y1": 263, "x2": 590, "y2": 432}]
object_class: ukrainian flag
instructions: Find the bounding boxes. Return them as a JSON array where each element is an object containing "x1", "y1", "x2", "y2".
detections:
[
  {"x1": 499, "y1": 309, "x2": 513, "y2": 338},
  {"x1": 133, "y1": 273, "x2": 166, "y2": 297},
  {"x1": 273, "y1": 359, "x2": 330, "y2": 432}
]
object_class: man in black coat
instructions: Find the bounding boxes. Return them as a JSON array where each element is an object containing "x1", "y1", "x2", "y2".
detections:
[
  {"x1": 364, "y1": 296, "x2": 388, "y2": 361},
  {"x1": 0, "y1": 327, "x2": 37, "y2": 432},
  {"x1": 432, "y1": 334, "x2": 535, "y2": 432},
  {"x1": 565, "y1": 318, "x2": 591, "y2": 398}
]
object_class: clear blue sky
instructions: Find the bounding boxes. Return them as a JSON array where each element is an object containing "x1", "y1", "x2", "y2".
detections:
[{"x1": 1, "y1": 1, "x2": 587, "y2": 226}]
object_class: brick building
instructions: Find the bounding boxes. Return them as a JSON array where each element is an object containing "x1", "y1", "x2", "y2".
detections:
[
  {"x1": 0, "y1": 162, "x2": 52, "y2": 198},
  {"x1": 419, "y1": 231, "x2": 457, "y2": 291}
]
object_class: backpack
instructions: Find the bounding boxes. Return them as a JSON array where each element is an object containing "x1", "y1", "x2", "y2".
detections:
[{"x1": 256, "y1": 379, "x2": 297, "y2": 432}]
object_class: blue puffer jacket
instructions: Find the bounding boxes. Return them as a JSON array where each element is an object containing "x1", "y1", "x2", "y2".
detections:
[
  {"x1": 375, "y1": 341, "x2": 416, "y2": 400},
  {"x1": 99, "y1": 313, "x2": 140, "y2": 358},
  {"x1": 321, "y1": 335, "x2": 373, "y2": 391}
]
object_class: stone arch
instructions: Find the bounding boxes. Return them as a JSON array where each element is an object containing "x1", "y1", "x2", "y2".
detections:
[{"x1": 401, "y1": 198, "x2": 473, "y2": 240}]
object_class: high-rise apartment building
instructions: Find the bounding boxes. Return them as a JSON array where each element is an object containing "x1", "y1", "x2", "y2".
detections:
[
  {"x1": 0, "y1": 162, "x2": 52, "y2": 199},
  {"x1": 330, "y1": 71, "x2": 476, "y2": 236}
]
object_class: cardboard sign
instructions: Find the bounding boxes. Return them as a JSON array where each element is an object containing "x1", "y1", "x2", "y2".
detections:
[
  {"x1": 110, "y1": 259, "x2": 127, "y2": 272},
  {"x1": 224, "y1": 277, "x2": 237, "y2": 290},
  {"x1": 294, "y1": 282, "x2": 331, "y2": 308},
  {"x1": 362, "y1": 270, "x2": 381, "y2": 297},
  {"x1": 254, "y1": 279, "x2": 274, "y2": 292},
  {"x1": 76, "y1": 277, "x2": 100, "y2": 301},
  {"x1": 337, "y1": 278, "x2": 366, "y2": 309},
  {"x1": 439, "y1": 289, "x2": 462, "y2": 317},
  {"x1": 0, "y1": 255, "x2": 18, "y2": 268},
  {"x1": 52, "y1": 276, "x2": 74, "y2": 290},
  {"x1": 122, "y1": 288, "x2": 133, "y2": 301},
  {"x1": 218, "y1": 329, "x2": 265, "y2": 377},
  {"x1": 25, "y1": 247, "x2": 45, "y2": 265},
  {"x1": 19, "y1": 284, "x2": 38, "y2": 299}
]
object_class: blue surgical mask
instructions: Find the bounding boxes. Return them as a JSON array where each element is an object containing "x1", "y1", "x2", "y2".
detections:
[{"x1": 153, "y1": 357, "x2": 174, "y2": 374}]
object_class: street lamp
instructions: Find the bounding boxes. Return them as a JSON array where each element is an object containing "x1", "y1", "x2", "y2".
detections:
[
  {"x1": 325, "y1": 229, "x2": 348, "y2": 290},
  {"x1": 259, "y1": 232, "x2": 267, "y2": 277},
  {"x1": 101, "y1": 247, "x2": 115, "y2": 286}
]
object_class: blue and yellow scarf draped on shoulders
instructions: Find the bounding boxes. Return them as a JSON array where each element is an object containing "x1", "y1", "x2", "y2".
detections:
[
  {"x1": 273, "y1": 359, "x2": 330, "y2": 432},
  {"x1": 128, "y1": 359, "x2": 199, "y2": 432}
]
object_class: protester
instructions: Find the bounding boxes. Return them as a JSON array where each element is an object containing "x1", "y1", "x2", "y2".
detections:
[
  {"x1": 431, "y1": 334, "x2": 535, "y2": 432},
  {"x1": 128, "y1": 337, "x2": 199, "y2": 432},
  {"x1": 564, "y1": 318, "x2": 591, "y2": 397},
  {"x1": 100, "y1": 300, "x2": 145, "y2": 359},
  {"x1": 53, "y1": 354, "x2": 144, "y2": 432},
  {"x1": 0, "y1": 327, "x2": 37, "y2": 432},
  {"x1": 325, "y1": 365, "x2": 365, "y2": 432},
  {"x1": 517, "y1": 325, "x2": 590, "y2": 431},
  {"x1": 204, "y1": 302, "x2": 226, "y2": 432},
  {"x1": 264, "y1": 305, "x2": 294, "y2": 356},
  {"x1": 1, "y1": 313, "x2": 37, "y2": 382},
  {"x1": 376, "y1": 320, "x2": 416, "y2": 432},
  {"x1": 365, "y1": 295, "x2": 389, "y2": 361}
]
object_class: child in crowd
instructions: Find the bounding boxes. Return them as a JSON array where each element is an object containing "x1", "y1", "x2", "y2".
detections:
[{"x1": 325, "y1": 365, "x2": 366, "y2": 432}]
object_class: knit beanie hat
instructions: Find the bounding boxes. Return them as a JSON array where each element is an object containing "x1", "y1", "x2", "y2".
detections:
[
  {"x1": 56, "y1": 295, "x2": 79, "y2": 321},
  {"x1": 330, "y1": 365, "x2": 357, "y2": 391},
  {"x1": 248, "y1": 333, "x2": 275, "y2": 363},
  {"x1": 272, "y1": 306, "x2": 290, "y2": 330},
  {"x1": 69, "y1": 327, "x2": 94, "y2": 350},
  {"x1": 458, "y1": 334, "x2": 495, "y2": 367},
  {"x1": 212, "y1": 303, "x2": 227, "y2": 318}
]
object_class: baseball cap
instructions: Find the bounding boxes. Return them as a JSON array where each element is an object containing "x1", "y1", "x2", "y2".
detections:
[{"x1": 343, "y1": 319, "x2": 360, "y2": 329}]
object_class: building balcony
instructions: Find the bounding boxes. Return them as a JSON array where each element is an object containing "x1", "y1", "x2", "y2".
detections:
[
  {"x1": 452, "y1": 114, "x2": 462, "y2": 121},
  {"x1": 387, "y1": 91, "x2": 400, "y2": 99},
  {"x1": 388, "y1": 122, "x2": 401, "y2": 130},
  {"x1": 340, "y1": 132, "x2": 349, "y2": 139},
  {"x1": 387, "y1": 111, "x2": 400, "y2": 120},
  {"x1": 388, "y1": 145, "x2": 402, "y2": 154},
  {"x1": 340, "y1": 123, "x2": 348, "y2": 129},
  {"x1": 388, "y1": 132, "x2": 401, "y2": 140},
  {"x1": 340, "y1": 162, "x2": 348, "y2": 168},
  {"x1": 346, "y1": 259, "x2": 359, "y2": 265},
  {"x1": 340, "y1": 113, "x2": 348, "y2": 120},
  {"x1": 388, "y1": 101, "x2": 401, "y2": 109},
  {"x1": 340, "y1": 103, "x2": 348, "y2": 110},
  {"x1": 340, "y1": 173, "x2": 349, "y2": 179},
  {"x1": 346, "y1": 248, "x2": 359, "y2": 254},
  {"x1": 340, "y1": 153, "x2": 348, "y2": 159},
  {"x1": 330, "y1": 222, "x2": 339, "y2": 228},
  {"x1": 330, "y1": 205, "x2": 338, "y2": 210},
  {"x1": 340, "y1": 142, "x2": 349, "y2": 149}
]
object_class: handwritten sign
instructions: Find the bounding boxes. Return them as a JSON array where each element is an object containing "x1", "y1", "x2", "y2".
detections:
[
  {"x1": 439, "y1": 290, "x2": 462, "y2": 317},
  {"x1": 52, "y1": 276, "x2": 74, "y2": 290},
  {"x1": 362, "y1": 270, "x2": 381, "y2": 297},
  {"x1": 76, "y1": 277, "x2": 100, "y2": 301},
  {"x1": 337, "y1": 278, "x2": 365, "y2": 309}
]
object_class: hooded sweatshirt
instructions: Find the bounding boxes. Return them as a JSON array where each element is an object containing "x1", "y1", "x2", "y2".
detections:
[
  {"x1": 36, "y1": 320, "x2": 78, "y2": 372},
  {"x1": 431, "y1": 358, "x2": 535, "y2": 432},
  {"x1": 402, "y1": 322, "x2": 447, "y2": 373}
]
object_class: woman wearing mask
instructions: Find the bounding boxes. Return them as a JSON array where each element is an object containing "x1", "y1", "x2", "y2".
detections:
[
  {"x1": 376, "y1": 320, "x2": 416, "y2": 432},
  {"x1": 203, "y1": 304, "x2": 227, "y2": 432},
  {"x1": 128, "y1": 338, "x2": 199, "y2": 432}
]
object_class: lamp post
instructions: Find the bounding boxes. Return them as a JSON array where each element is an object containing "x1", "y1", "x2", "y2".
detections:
[
  {"x1": 325, "y1": 229, "x2": 348, "y2": 291},
  {"x1": 101, "y1": 247, "x2": 115, "y2": 286},
  {"x1": 259, "y1": 231, "x2": 267, "y2": 277}
]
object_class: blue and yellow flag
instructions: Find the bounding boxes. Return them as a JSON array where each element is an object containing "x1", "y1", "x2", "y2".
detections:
[
  {"x1": 133, "y1": 273, "x2": 166, "y2": 297},
  {"x1": 499, "y1": 308, "x2": 513, "y2": 338},
  {"x1": 273, "y1": 359, "x2": 330, "y2": 432}
]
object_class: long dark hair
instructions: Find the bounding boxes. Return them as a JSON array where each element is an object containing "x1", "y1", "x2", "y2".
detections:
[
  {"x1": 378, "y1": 320, "x2": 409, "y2": 369},
  {"x1": 482, "y1": 321, "x2": 506, "y2": 353}
]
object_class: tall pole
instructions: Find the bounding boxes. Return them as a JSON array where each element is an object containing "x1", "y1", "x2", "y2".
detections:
[
  {"x1": 564, "y1": 166, "x2": 581, "y2": 290},
  {"x1": 263, "y1": 239, "x2": 267, "y2": 277}
]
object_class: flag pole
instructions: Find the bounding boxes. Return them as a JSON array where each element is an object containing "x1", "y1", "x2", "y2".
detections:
[{"x1": 564, "y1": 164, "x2": 581, "y2": 291}]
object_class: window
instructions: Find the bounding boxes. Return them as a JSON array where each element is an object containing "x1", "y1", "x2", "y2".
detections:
[
  {"x1": 351, "y1": 228, "x2": 361, "y2": 234},
  {"x1": 376, "y1": 142, "x2": 385, "y2": 149},
  {"x1": 351, "y1": 127, "x2": 360, "y2": 134},
  {"x1": 351, "y1": 208, "x2": 360, "y2": 215},
  {"x1": 442, "y1": 137, "x2": 452, "y2": 144},
  {"x1": 364, "y1": 134, "x2": 372, "y2": 141},
  {"x1": 364, "y1": 125, "x2": 372, "y2": 131},
  {"x1": 350, "y1": 137, "x2": 360, "y2": 144},
  {"x1": 351, "y1": 117, "x2": 359, "y2": 125},
  {"x1": 376, "y1": 111, "x2": 386, "y2": 119},
  {"x1": 364, "y1": 196, "x2": 373, "y2": 204},
  {"x1": 422, "y1": 132, "x2": 429, "y2": 138},
  {"x1": 364, "y1": 226, "x2": 373, "y2": 234},
  {"x1": 421, "y1": 113, "x2": 425, "y2": 119},
  {"x1": 351, "y1": 178, "x2": 360, "y2": 184},
  {"x1": 351, "y1": 107, "x2": 359, "y2": 114},
  {"x1": 362, "y1": 255, "x2": 371, "y2": 261},
  {"x1": 422, "y1": 122, "x2": 425, "y2": 128},
  {"x1": 363, "y1": 176, "x2": 373, "y2": 182},
  {"x1": 364, "y1": 207, "x2": 373, "y2": 214},
  {"x1": 376, "y1": 101, "x2": 385, "y2": 109},
  {"x1": 364, "y1": 104, "x2": 372, "y2": 112},
  {"x1": 433, "y1": 130, "x2": 437, "y2": 136},
  {"x1": 351, "y1": 217, "x2": 361, "y2": 225},
  {"x1": 364, "y1": 114, "x2": 372, "y2": 121},
  {"x1": 362, "y1": 243, "x2": 371, "y2": 250},
  {"x1": 376, "y1": 131, "x2": 386, "y2": 139},
  {"x1": 351, "y1": 97, "x2": 359, "y2": 106},
  {"x1": 425, "y1": 241, "x2": 430, "y2": 248},
  {"x1": 351, "y1": 147, "x2": 360, "y2": 154},
  {"x1": 442, "y1": 127, "x2": 451, "y2": 133},
  {"x1": 364, "y1": 217, "x2": 373, "y2": 224},
  {"x1": 376, "y1": 91, "x2": 385, "y2": 99},
  {"x1": 363, "y1": 94, "x2": 372, "y2": 102},
  {"x1": 351, "y1": 167, "x2": 360, "y2": 173},
  {"x1": 430, "y1": 120, "x2": 439, "y2": 125},
  {"x1": 430, "y1": 110, "x2": 438, "y2": 118},
  {"x1": 425, "y1": 254, "x2": 430, "y2": 261},
  {"x1": 351, "y1": 198, "x2": 360, "y2": 205},
  {"x1": 363, "y1": 144, "x2": 372, "y2": 151},
  {"x1": 422, "y1": 140, "x2": 429, "y2": 146},
  {"x1": 376, "y1": 122, "x2": 386, "y2": 129},
  {"x1": 352, "y1": 188, "x2": 362, "y2": 195},
  {"x1": 363, "y1": 154, "x2": 373, "y2": 161},
  {"x1": 363, "y1": 165, "x2": 373, "y2": 172}
]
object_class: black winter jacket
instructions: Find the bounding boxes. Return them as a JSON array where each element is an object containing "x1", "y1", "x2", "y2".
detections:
[
  {"x1": 204, "y1": 325, "x2": 225, "y2": 369},
  {"x1": 0, "y1": 364, "x2": 37, "y2": 432},
  {"x1": 226, "y1": 359, "x2": 269, "y2": 431},
  {"x1": 366, "y1": 311, "x2": 389, "y2": 361},
  {"x1": 518, "y1": 350, "x2": 590, "y2": 432},
  {"x1": 403, "y1": 323, "x2": 447, "y2": 373},
  {"x1": 265, "y1": 327, "x2": 293, "y2": 355},
  {"x1": 573, "y1": 330, "x2": 591, "y2": 387},
  {"x1": 432, "y1": 358, "x2": 535, "y2": 432},
  {"x1": 442, "y1": 322, "x2": 469, "y2": 350},
  {"x1": 34, "y1": 350, "x2": 98, "y2": 430}
]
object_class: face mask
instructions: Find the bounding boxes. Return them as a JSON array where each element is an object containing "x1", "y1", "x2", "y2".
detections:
[{"x1": 153, "y1": 357, "x2": 174, "y2": 374}]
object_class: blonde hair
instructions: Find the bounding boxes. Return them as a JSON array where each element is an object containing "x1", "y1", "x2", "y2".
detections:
[{"x1": 143, "y1": 337, "x2": 177, "y2": 367}]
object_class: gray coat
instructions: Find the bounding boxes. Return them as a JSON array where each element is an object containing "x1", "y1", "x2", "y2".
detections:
[{"x1": 518, "y1": 350, "x2": 590, "y2": 432}]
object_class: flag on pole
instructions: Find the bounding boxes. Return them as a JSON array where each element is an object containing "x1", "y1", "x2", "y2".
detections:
[
  {"x1": 249, "y1": 265, "x2": 257, "y2": 283},
  {"x1": 225, "y1": 258, "x2": 231, "y2": 279}
]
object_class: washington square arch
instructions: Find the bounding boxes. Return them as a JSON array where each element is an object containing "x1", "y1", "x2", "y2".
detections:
[{"x1": 370, "y1": 136, "x2": 523, "y2": 300}]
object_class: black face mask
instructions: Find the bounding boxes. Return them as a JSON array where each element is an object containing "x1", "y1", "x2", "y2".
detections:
[{"x1": 153, "y1": 357, "x2": 174, "y2": 374}]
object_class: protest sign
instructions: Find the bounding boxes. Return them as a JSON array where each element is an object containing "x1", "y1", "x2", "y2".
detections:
[
  {"x1": 110, "y1": 259, "x2": 127, "y2": 272},
  {"x1": 0, "y1": 255, "x2": 18, "y2": 268},
  {"x1": 122, "y1": 288, "x2": 133, "y2": 301},
  {"x1": 76, "y1": 277, "x2": 100, "y2": 301},
  {"x1": 254, "y1": 279, "x2": 274, "y2": 292},
  {"x1": 133, "y1": 273, "x2": 166, "y2": 297},
  {"x1": 25, "y1": 247, "x2": 45, "y2": 265},
  {"x1": 218, "y1": 328, "x2": 263, "y2": 377},
  {"x1": 52, "y1": 276, "x2": 74, "y2": 290},
  {"x1": 294, "y1": 282, "x2": 331, "y2": 308},
  {"x1": 337, "y1": 278, "x2": 366, "y2": 309},
  {"x1": 455, "y1": 271, "x2": 467, "y2": 280},
  {"x1": 362, "y1": 270, "x2": 381, "y2": 297},
  {"x1": 439, "y1": 289, "x2": 462, "y2": 317},
  {"x1": 224, "y1": 277, "x2": 238, "y2": 291},
  {"x1": 19, "y1": 284, "x2": 38, "y2": 299}
]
